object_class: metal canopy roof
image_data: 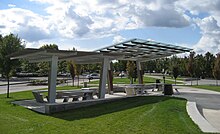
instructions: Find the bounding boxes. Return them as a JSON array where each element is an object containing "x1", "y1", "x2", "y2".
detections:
[
  {"x1": 10, "y1": 38, "x2": 192, "y2": 63},
  {"x1": 9, "y1": 48, "x2": 122, "y2": 64},
  {"x1": 95, "y1": 38, "x2": 192, "y2": 61}
]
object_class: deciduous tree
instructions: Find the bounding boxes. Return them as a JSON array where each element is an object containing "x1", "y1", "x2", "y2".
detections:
[
  {"x1": 75, "y1": 64, "x2": 81, "y2": 87},
  {"x1": 68, "y1": 60, "x2": 75, "y2": 86},
  {"x1": 172, "y1": 65, "x2": 179, "y2": 85},
  {"x1": 213, "y1": 53, "x2": 220, "y2": 86},
  {"x1": 0, "y1": 34, "x2": 24, "y2": 98},
  {"x1": 38, "y1": 44, "x2": 59, "y2": 76},
  {"x1": 187, "y1": 52, "x2": 195, "y2": 85},
  {"x1": 126, "y1": 61, "x2": 136, "y2": 84}
]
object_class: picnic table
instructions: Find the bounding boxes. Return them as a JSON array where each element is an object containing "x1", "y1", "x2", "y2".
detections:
[
  {"x1": 32, "y1": 89, "x2": 95, "y2": 103},
  {"x1": 59, "y1": 89, "x2": 94, "y2": 101},
  {"x1": 125, "y1": 84, "x2": 154, "y2": 95}
]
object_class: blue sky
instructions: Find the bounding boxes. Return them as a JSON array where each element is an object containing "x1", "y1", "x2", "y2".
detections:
[{"x1": 0, "y1": 0, "x2": 220, "y2": 54}]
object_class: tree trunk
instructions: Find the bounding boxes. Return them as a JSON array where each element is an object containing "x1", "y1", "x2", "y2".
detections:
[
  {"x1": 7, "y1": 76, "x2": 10, "y2": 98},
  {"x1": 78, "y1": 77, "x2": 80, "y2": 87},
  {"x1": 191, "y1": 78, "x2": 192, "y2": 86},
  {"x1": 197, "y1": 78, "x2": 198, "y2": 86},
  {"x1": 72, "y1": 78, "x2": 75, "y2": 86},
  {"x1": 130, "y1": 78, "x2": 133, "y2": 84},
  {"x1": 175, "y1": 78, "x2": 176, "y2": 85}
]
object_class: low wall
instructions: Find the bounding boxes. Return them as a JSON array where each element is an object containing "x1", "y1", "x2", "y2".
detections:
[{"x1": 45, "y1": 97, "x2": 127, "y2": 114}]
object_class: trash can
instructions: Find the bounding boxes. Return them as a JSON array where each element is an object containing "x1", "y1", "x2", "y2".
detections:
[
  {"x1": 83, "y1": 82, "x2": 87, "y2": 87},
  {"x1": 164, "y1": 84, "x2": 173, "y2": 95}
]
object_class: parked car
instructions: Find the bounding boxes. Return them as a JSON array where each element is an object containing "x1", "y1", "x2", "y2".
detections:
[
  {"x1": 118, "y1": 71, "x2": 126, "y2": 77},
  {"x1": 86, "y1": 73, "x2": 100, "y2": 80}
]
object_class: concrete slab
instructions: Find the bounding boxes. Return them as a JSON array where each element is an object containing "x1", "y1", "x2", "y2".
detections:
[{"x1": 203, "y1": 109, "x2": 220, "y2": 132}]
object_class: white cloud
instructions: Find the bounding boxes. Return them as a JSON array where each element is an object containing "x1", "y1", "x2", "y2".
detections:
[
  {"x1": 175, "y1": 0, "x2": 220, "y2": 54},
  {"x1": 0, "y1": 8, "x2": 52, "y2": 41},
  {"x1": 193, "y1": 16, "x2": 220, "y2": 54},
  {"x1": 1, "y1": 0, "x2": 220, "y2": 54},
  {"x1": 112, "y1": 35, "x2": 126, "y2": 44},
  {"x1": 0, "y1": 0, "x2": 191, "y2": 41},
  {"x1": 8, "y1": 4, "x2": 16, "y2": 8}
]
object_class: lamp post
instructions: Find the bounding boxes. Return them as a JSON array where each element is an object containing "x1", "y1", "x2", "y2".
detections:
[{"x1": 162, "y1": 69, "x2": 165, "y2": 84}]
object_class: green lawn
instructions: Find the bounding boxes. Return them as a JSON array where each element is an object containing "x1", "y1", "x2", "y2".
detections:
[
  {"x1": 191, "y1": 85, "x2": 220, "y2": 92},
  {"x1": 88, "y1": 76, "x2": 182, "y2": 84},
  {"x1": 0, "y1": 86, "x2": 202, "y2": 134},
  {"x1": 166, "y1": 76, "x2": 185, "y2": 81}
]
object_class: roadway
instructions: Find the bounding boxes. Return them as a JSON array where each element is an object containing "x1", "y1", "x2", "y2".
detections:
[{"x1": 0, "y1": 76, "x2": 90, "y2": 94}]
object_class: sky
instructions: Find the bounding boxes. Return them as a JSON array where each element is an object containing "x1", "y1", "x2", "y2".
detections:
[{"x1": 0, "y1": 0, "x2": 220, "y2": 54}]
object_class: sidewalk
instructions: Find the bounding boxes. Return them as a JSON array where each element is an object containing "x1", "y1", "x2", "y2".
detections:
[{"x1": 174, "y1": 86, "x2": 220, "y2": 133}]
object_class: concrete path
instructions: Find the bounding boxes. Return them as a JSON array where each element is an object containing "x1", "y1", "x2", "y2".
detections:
[
  {"x1": 0, "y1": 84, "x2": 48, "y2": 94},
  {"x1": 174, "y1": 86, "x2": 220, "y2": 133},
  {"x1": 184, "y1": 79, "x2": 219, "y2": 86}
]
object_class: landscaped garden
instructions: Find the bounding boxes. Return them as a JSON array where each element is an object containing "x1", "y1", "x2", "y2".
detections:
[{"x1": 0, "y1": 86, "x2": 202, "y2": 134}]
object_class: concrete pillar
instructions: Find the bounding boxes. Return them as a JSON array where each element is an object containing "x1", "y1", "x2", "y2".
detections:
[
  {"x1": 99, "y1": 57, "x2": 109, "y2": 99},
  {"x1": 107, "y1": 61, "x2": 113, "y2": 94},
  {"x1": 48, "y1": 55, "x2": 58, "y2": 103},
  {"x1": 137, "y1": 61, "x2": 143, "y2": 84}
]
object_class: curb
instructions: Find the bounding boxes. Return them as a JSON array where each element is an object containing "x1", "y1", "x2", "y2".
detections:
[{"x1": 186, "y1": 101, "x2": 219, "y2": 133}]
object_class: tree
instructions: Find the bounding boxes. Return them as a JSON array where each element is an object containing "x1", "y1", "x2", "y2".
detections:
[
  {"x1": 67, "y1": 47, "x2": 77, "y2": 86},
  {"x1": 58, "y1": 61, "x2": 67, "y2": 74},
  {"x1": 144, "y1": 60, "x2": 156, "y2": 74},
  {"x1": 20, "y1": 60, "x2": 39, "y2": 73},
  {"x1": 194, "y1": 54, "x2": 204, "y2": 85},
  {"x1": 0, "y1": 34, "x2": 24, "y2": 98},
  {"x1": 213, "y1": 53, "x2": 220, "y2": 86},
  {"x1": 75, "y1": 64, "x2": 81, "y2": 87},
  {"x1": 40, "y1": 44, "x2": 58, "y2": 50},
  {"x1": 118, "y1": 60, "x2": 127, "y2": 72},
  {"x1": 68, "y1": 60, "x2": 75, "y2": 86},
  {"x1": 38, "y1": 44, "x2": 59, "y2": 76},
  {"x1": 204, "y1": 52, "x2": 215, "y2": 78},
  {"x1": 187, "y1": 52, "x2": 195, "y2": 85},
  {"x1": 172, "y1": 65, "x2": 179, "y2": 85},
  {"x1": 126, "y1": 61, "x2": 136, "y2": 84}
]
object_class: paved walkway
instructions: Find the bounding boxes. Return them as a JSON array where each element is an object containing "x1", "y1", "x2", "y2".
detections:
[
  {"x1": 174, "y1": 86, "x2": 220, "y2": 133},
  {"x1": 0, "y1": 84, "x2": 48, "y2": 94}
]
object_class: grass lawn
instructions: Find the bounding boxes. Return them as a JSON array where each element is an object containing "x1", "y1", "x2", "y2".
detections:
[
  {"x1": 0, "y1": 86, "x2": 202, "y2": 134},
  {"x1": 166, "y1": 76, "x2": 185, "y2": 81},
  {"x1": 191, "y1": 85, "x2": 220, "y2": 92},
  {"x1": 88, "y1": 76, "x2": 182, "y2": 85}
]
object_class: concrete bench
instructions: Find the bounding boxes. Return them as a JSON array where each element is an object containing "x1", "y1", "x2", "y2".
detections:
[
  {"x1": 71, "y1": 95, "x2": 80, "y2": 101},
  {"x1": 125, "y1": 87, "x2": 136, "y2": 96},
  {"x1": 32, "y1": 91, "x2": 46, "y2": 103},
  {"x1": 62, "y1": 96, "x2": 69, "y2": 102}
]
